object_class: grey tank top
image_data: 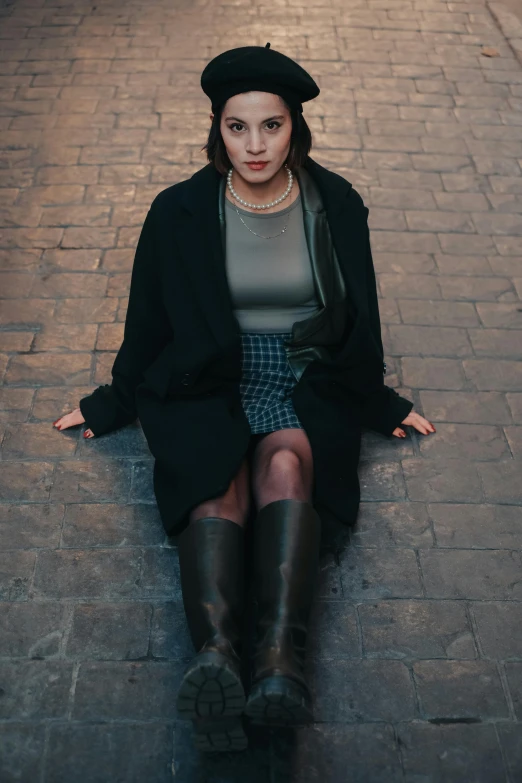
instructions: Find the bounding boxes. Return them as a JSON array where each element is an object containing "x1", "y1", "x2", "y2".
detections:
[{"x1": 224, "y1": 192, "x2": 321, "y2": 333}]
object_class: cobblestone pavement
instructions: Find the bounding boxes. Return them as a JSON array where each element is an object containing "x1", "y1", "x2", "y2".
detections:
[{"x1": 0, "y1": 0, "x2": 521, "y2": 780}]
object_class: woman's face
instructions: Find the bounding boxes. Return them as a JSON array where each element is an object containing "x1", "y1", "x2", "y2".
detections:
[{"x1": 212, "y1": 91, "x2": 293, "y2": 181}]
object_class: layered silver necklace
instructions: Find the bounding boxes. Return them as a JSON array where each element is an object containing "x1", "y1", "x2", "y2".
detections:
[{"x1": 227, "y1": 164, "x2": 294, "y2": 240}]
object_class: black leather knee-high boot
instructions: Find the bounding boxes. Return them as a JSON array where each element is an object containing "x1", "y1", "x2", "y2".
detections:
[
  {"x1": 244, "y1": 499, "x2": 321, "y2": 726},
  {"x1": 176, "y1": 516, "x2": 247, "y2": 752}
]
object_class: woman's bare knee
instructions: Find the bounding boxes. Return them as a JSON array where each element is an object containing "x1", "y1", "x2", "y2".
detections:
[
  {"x1": 265, "y1": 447, "x2": 302, "y2": 477},
  {"x1": 251, "y1": 431, "x2": 314, "y2": 508}
]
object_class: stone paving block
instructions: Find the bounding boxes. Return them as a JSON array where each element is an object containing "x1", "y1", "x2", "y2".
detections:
[
  {"x1": 397, "y1": 723, "x2": 505, "y2": 783},
  {"x1": 271, "y1": 723, "x2": 403, "y2": 783},
  {"x1": 413, "y1": 660, "x2": 509, "y2": 719},
  {"x1": 172, "y1": 720, "x2": 272, "y2": 783},
  {"x1": 352, "y1": 501, "x2": 433, "y2": 548},
  {"x1": 73, "y1": 660, "x2": 185, "y2": 720},
  {"x1": 0, "y1": 602, "x2": 64, "y2": 657},
  {"x1": 0, "y1": 661, "x2": 73, "y2": 719},
  {"x1": 435, "y1": 252, "x2": 493, "y2": 276},
  {"x1": 309, "y1": 658, "x2": 416, "y2": 722},
  {"x1": 438, "y1": 275, "x2": 513, "y2": 300},
  {"x1": 478, "y1": 461, "x2": 522, "y2": 503},
  {"x1": 44, "y1": 723, "x2": 174, "y2": 783},
  {"x1": 389, "y1": 324, "x2": 472, "y2": 357},
  {"x1": 505, "y1": 663, "x2": 522, "y2": 720},
  {"x1": 130, "y1": 459, "x2": 156, "y2": 503},
  {"x1": 0, "y1": 503, "x2": 63, "y2": 550},
  {"x1": 359, "y1": 600, "x2": 476, "y2": 660},
  {"x1": 316, "y1": 551, "x2": 343, "y2": 599},
  {"x1": 54, "y1": 296, "x2": 118, "y2": 323},
  {"x1": 419, "y1": 390, "x2": 513, "y2": 424},
  {"x1": 61, "y1": 503, "x2": 164, "y2": 547},
  {"x1": 373, "y1": 250, "x2": 435, "y2": 274},
  {"x1": 5, "y1": 353, "x2": 91, "y2": 386},
  {"x1": 307, "y1": 599, "x2": 360, "y2": 659},
  {"x1": 79, "y1": 423, "x2": 150, "y2": 458},
  {"x1": 0, "y1": 387, "x2": 33, "y2": 424},
  {"x1": 420, "y1": 549, "x2": 522, "y2": 600},
  {"x1": 139, "y1": 546, "x2": 181, "y2": 599},
  {"x1": 428, "y1": 503, "x2": 522, "y2": 549},
  {"x1": 463, "y1": 358, "x2": 522, "y2": 391},
  {"x1": 401, "y1": 357, "x2": 467, "y2": 390},
  {"x1": 497, "y1": 724, "x2": 522, "y2": 783},
  {"x1": 358, "y1": 460, "x2": 407, "y2": 501},
  {"x1": 32, "y1": 548, "x2": 142, "y2": 599},
  {"x1": 417, "y1": 422, "x2": 510, "y2": 460},
  {"x1": 402, "y1": 458, "x2": 483, "y2": 502},
  {"x1": 31, "y1": 385, "x2": 94, "y2": 421},
  {"x1": 472, "y1": 602, "x2": 522, "y2": 660},
  {"x1": 476, "y1": 302, "x2": 522, "y2": 328},
  {"x1": 340, "y1": 547, "x2": 423, "y2": 600},
  {"x1": 360, "y1": 429, "x2": 414, "y2": 460},
  {"x1": 468, "y1": 328, "x2": 522, "y2": 358},
  {"x1": 0, "y1": 460, "x2": 54, "y2": 501},
  {"x1": 66, "y1": 602, "x2": 152, "y2": 660},
  {"x1": 51, "y1": 459, "x2": 131, "y2": 502},
  {"x1": 0, "y1": 550, "x2": 36, "y2": 601},
  {"x1": 3, "y1": 421, "x2": 78, "y2": 457},
  {"x1": 0, "y1": 724, "x2": 46, "y2": 783},
  {"x1": 397, "y1": 299, "x2": 479, "y2": 327},
  {"x1": 150, "y1": 602, "x2": 193, "y2": 660},
  {"x1": 379, "y1": 273, "x2": 441, "y2": 299},
  {"x1": 33, "y1": 322, "x2": 98, "y2": 352},
  {"x1": 488, "y1": 255, "x2": 522, "y2": 276}
]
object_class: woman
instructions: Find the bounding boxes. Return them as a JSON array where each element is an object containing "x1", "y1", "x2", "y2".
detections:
[{"x1": 53, "y1": 44, "x2": 435, "y2": 752}]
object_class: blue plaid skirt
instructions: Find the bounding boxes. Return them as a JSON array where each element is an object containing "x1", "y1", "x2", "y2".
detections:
[{"x1": 239, "y1": 332, "x2": 304, "y2": 435}]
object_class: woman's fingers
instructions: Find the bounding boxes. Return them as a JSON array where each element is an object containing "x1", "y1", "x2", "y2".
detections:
[
  {"x1": 84, "y1": 429, "x2": 95, "y2": 439},
  {"x1": 53, "y1": 407, "x2": 85, "y2": 431},
  {"x1": 401, "y1": 411, "x2": 436, "y2": 435},
  {"x1": 392, "y1": 428, "x2": 407, "y2": 438}
]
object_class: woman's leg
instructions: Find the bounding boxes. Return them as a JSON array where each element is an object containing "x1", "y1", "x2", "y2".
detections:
[
  {"x1": 244, "y1": 427, "x2": 320, "y2": 725},
  {"x1": 249, "y1": 427, "x2": 314, "y2": 510},
  {"x1": 177, "y1": 452, "x2": 254, "y2": 752},
  {"x1": 188, "y1": 454, "x2": 251, "y2": 527}
]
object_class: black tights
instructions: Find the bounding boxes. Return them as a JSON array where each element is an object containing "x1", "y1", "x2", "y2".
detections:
[{"x1": 188, "y1": 428, "x2": 314, "y2": 528}]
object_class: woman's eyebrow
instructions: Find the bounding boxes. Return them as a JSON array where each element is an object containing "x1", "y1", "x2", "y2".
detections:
[{"x1": 224, "y1": 114, "x2": 285, "y2": 123}]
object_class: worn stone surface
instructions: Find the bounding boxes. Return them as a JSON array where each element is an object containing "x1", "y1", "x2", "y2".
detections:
[{"x1": 0, "y1": 0, "x2": 520, "y2": 780}]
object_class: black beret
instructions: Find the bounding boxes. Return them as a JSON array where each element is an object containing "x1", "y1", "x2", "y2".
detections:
[{"x1": 200, "y1": 42, "x2": 320, "y2": 114}]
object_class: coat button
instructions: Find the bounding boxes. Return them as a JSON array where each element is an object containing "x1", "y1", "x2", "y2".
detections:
[{"x1": 181, "y1": 373, "x2": 190, "y2": 386}]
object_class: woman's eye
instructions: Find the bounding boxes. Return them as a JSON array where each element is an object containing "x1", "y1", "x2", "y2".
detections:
[{"x1": 229, "y1": 122, "x2": 281, "y2": 132}]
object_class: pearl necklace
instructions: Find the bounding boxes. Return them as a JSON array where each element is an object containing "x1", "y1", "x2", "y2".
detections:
[
  {"x1": 227, "y1": 164, "x2": 294, "y2": 240},
  {"x1": 227, "y1": 164, "x2": 293, "y2": 210}
]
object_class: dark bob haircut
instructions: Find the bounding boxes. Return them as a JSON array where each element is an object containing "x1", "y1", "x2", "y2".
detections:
[{"x1": 201, "y1": 95, "x2": 313, "y2": 175}]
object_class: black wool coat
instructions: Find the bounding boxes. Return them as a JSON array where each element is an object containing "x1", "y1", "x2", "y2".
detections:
[{"x1": 79, "y1": 156, "x2": 413, "y2": 542}]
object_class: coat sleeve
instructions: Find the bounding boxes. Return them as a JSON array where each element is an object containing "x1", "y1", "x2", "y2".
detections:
[
  {"x1": 79, "y1": 200, "x2": 173, "y2": 437},
  {"x1": 359, "y1": 206, "x2": 414, "y2": 437}
]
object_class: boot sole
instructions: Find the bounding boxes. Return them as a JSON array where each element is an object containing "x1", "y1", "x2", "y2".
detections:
[
  {"x1": 176, "y1": 652, "x2": 247, "y2": 752},
  {"x1": 244, "y1": 675, "x2": 314, "y2": 726}
]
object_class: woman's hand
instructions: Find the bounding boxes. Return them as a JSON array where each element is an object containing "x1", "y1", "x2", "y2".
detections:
[
  {"x1": 393, "y1": 411, "x2": 436, "y2": 439},
  {"x1": 53, "y1": 408, "x2": 95, "y2": 439}
]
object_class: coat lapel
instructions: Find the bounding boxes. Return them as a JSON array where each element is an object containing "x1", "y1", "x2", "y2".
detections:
[
  {"x1": 175, "y1": 164, "x2": 240, "y2": 351},
  {"x1": 303, "y1": 157, "x2": 369, "y2": 321}
]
